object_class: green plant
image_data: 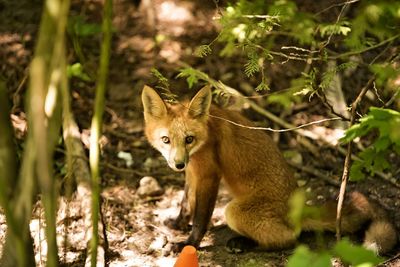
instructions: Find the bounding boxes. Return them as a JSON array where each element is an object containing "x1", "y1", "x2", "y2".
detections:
[
  {"x1": 192, "y1": 0, "x2": 399, "y2": 111},
  {"x1": 287, "y1": 239, "x2": 383, "y2": 267},
  {"x1": 340, "y1": 107, "x2": 400, "y2": 181},
  {"x1": 67, "y1": 62, "x2": 92, "y2": 81},
  {"x1": 67, "y1": 15, "x2": 103, "y2": 80}
]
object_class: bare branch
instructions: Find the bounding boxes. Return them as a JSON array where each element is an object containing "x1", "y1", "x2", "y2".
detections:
[
  {"x1": 336, "y1": 77, "x2": 374, "y2": 241},
  {"x1": 208, "y1": 114, "x2": 342, "y2": 133},
  {"x1": 316, "y1": 0, "x2": 360, "y2": 16}
]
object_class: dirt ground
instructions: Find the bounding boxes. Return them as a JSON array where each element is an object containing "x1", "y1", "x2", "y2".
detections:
[{"x1": 1, "y1": 0, "x2": 400, "y2": 266}]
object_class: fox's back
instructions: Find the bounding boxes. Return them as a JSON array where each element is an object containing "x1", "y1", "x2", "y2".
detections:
[{"x1": 206, "y1": 106, "x2": 297, "y2": 200}]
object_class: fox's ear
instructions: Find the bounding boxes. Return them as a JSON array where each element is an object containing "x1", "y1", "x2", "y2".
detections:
[
  {"x1": 142, "y1": 85, "x2": 167, "y2": 121},
  {"x1": 188, "y1": 85, "x2": 212, "y2": 119}
]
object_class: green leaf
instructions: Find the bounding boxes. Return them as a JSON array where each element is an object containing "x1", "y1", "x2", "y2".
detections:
[
  {"x1": 255, "y1": 81, "x2": 269, "y2": 91},
  {"x1": 319, "y1": 21, "x2": 351, "y2": 37},
  {"x1": 369, "y1": 107, "x2": 400, "y2": 120},
  {"x1": 177, "y1": 68, "x2": 199, "y2": 88},
  {"x1": 287, "y1": 245, "x2": 331, "y2": 267},
  {"x1": 341, "y1": 107, "x2": 400, "y2": 144},
  {"x1": 288, "y1": 190, "x2": 306, "y2": 236},
  {"x1": 244, "y1": 51, "x2": 260, "y2": 77},
  {"x1": 389, "y1": 117, "x2": 400, "y2": 145},
  {"x1": 340, "y1": 123, "x2": 368, "y2": 144},
  {"x1": 194, "y1": 45, "x2": 212, "y2": 58},
  {"x1": 68, "y1": 16, "x2": 102, "y2": 37},
  {"x1": 67, "y1": 63, "x2": 91, "y2": 81},
  {"x1": 333, "y1": 239, "x2": 383, "y2": 266},
  {"x1": 359, "y1": 149, "x2": 375, "y2": 172},
  {"x1": 370, "y1": 64, "x2": 400, "y2": 86},
  {"x1": 371, "y1": 154, "x2": 390, "y2": 173},
  {"x1": 374, "y1": 137, "x2": 390, "y2": 152},
  {"x1": 151, "y1": 68, "x2": 170, "y2": 90},
  {"x1": 349, "y1": 161, "x2": 365, "y2": 181}
]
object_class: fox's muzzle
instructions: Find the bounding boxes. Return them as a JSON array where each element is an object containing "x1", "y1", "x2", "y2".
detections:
[{"x1": 168, "y1": 146, "x2": 188, "y2": 172}]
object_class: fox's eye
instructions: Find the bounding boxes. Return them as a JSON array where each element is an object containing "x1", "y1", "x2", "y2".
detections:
[
  {"x1": 161, "y1": 136, "x2": 170, "y2": 144},
  {"x1": 185, "y1": 136, "x2": 194, "y2": 144}
]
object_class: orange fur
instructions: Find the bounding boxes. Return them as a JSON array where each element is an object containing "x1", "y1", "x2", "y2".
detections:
[{"x1": 142, "y1": 85, "x2": 397, "y2": 254}]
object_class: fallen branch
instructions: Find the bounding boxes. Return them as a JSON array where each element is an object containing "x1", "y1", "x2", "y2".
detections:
[{"x1": 288, "y1": 162, "x2": 340, "y2": 187}]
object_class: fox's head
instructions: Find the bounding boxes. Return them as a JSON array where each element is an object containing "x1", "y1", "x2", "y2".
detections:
[{"x1": 142, "y1": 85, "x2": 212, "y2": 172}]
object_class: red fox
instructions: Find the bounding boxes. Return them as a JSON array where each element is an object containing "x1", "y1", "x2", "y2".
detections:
[{"x1": 141, "y1": 85, "x2": 397, "y2": 254}]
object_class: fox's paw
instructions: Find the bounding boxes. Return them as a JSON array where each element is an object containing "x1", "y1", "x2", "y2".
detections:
[
  {"x1": 226, "y1": 236, "x2": 258, "y2": 254},
  {"x1": 163, "y1": 240, "x2": 196, "y2": 255},
  {"x1": 171, "y1": 241, "x2": 190, "y2": 253},
  {"x1": 164, "y1": 218, "x2": 191, "y2": 231}
]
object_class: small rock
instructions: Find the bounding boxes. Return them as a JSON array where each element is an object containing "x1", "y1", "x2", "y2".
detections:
[
  {"x1": 297, "y1": 180, "x2": 307, "y2": 187},
  {"x1": 306, "y1": 200, "x2": 314, "y2": 206},
  {"x1": 148, "y1": 235, "x2": 167, "y2": 252},
  {"x1": 137, "y1": 176, "x2": 164, "y2": 197},
  {"x1": 117, "y1": 151, "x2": 134, "y2": 167}
]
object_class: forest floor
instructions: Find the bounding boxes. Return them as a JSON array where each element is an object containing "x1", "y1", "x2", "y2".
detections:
[{"x1": 1, "y1": 0, "x2": 400, "y2": 266}]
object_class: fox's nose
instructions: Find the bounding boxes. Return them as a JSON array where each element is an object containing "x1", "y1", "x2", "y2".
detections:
[{"x1": 175, "y1": 162, "x2": 186, "y2": 170}]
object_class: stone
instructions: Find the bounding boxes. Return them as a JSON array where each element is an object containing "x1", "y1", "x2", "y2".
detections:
[{"x1": 137, "y1": 176, "x2": 164, "y2": 197}]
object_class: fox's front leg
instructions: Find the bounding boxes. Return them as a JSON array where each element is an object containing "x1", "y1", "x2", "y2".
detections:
[
  {"x1": 165, "y1": 182, "x2": 192, "y2": 231},
  {"x1": 171, "y1": 168, "x2": 220, "y2": 252}
]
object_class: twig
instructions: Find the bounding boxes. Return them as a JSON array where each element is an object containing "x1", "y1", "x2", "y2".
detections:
[
  {"x1": 317, "y1": 91, "x2": 350, "y2": 121},
  {"x1": 103, "y1": 162, "x2": 147, "y2": 177},
  {"x1": 376, "y1": 253, "x2": 400, "y2": 267},
  {"x1": 331, "y1": 33, "x2": 400, "y2": 60},
  {"x1": 372, "y1": 81, "x2": 385, "y2": 105},
  {"x1": 281, "y1": 46, "x2": 319, "y2": 54},
  {"x1": 335, "y1": 77, "x2": 374, "y2": 241},
  {"x1": 315, "y1": 0, "x2": 360, "y2": 16},
  {"x1": 289, "y1": 162, "x2": 340, "y2": 187},
  {"x1": 11, "y1": 72, "x2": 28, "y2": 113},
  {"x1": 244, "y1": 34, "x2": 400, "y2": 64},
  {"x1": 320, "y1": 1, "x2": 350, "y2": 49},
  {"x1": 384, "y1": 87, "x2": 400, "y2": 108},
  {"x1": 208, "y1": 114, "x2": 342, "y2": 133},
  {"x1": 242, "y1": 14, "x2": 280, "y2": 20}
]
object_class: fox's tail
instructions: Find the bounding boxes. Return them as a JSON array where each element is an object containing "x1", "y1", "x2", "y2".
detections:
[{"x1": 302, "y1": 191, "x2": 398, "y2": 254}]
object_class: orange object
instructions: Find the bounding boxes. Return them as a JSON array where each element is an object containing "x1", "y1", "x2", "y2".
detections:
[{"x1": 174, "y1": 245, "x2": 199, "y2": 267}]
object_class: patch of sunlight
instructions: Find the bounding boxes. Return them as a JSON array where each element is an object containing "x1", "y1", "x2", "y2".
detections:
[
  {"x1": 109, "y1": 250, "x2": 167, "y2": 267},
  {"x1": 45, "y1": 70, "x2": 60, "y2": 117},
  {"x1": 155, "y1": 256, "x2": 176, "y2": 267},
  {"x1": 30, "y1": 219, "x2": 47, "y2": 266},
  {"x1": 159, "y1": 40, "x2": 182, "y2": 63},
  {"x1": 313, "y1": 126, "x2": 345, "y2": 146},
  {"x1": 158, "y1": 1, "x2": 193, "y2": 23}
]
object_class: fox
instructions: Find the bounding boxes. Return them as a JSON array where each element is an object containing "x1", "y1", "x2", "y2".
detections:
[{"x1": 141, "y1": 84, "x2": 398, "y2": 254}]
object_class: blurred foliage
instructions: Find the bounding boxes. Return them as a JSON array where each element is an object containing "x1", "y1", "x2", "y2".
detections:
[
  {"x1": 67, "y1": 62, "x2": 92, "y2": 81},
  {"x1": 287, "y1": 190, "x2": 384, "y2": 267},
  {"x1": 341, "y1": 107, "x2": 400, "y2": 181},
  {"x1": 67, "y1": 15, "x2": 102, "y2": 37},
  {"x1": 287, "y1": 239, "x2": 382, "y2": 267},
  {"x1": 67, "y1": 15, "x2": 103, "y2": 80},
  {"x1": 195, "y1": 0, "x2": 400, "y2": 105}
]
